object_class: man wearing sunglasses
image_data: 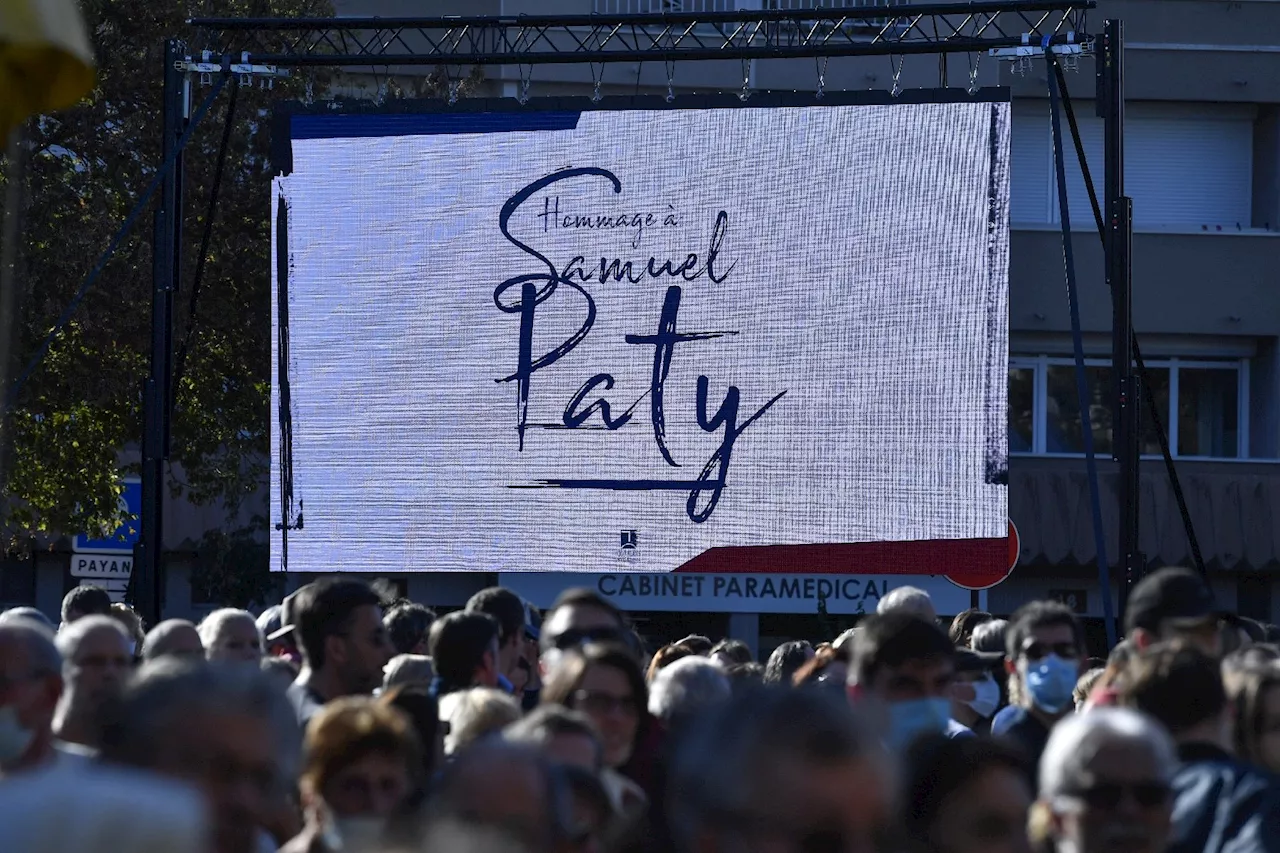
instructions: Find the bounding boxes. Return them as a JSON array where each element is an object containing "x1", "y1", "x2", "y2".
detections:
[
  {"x1": 1039, "y1": 707, "x2": 1176, "y2": 853},
  {"x1": 539, "y1": 588, "x2": 630, "y2": 672},
  {"x1": 1116, "y1": 642, "x2": 1280, "y2": 853},
  {"x1": 1001, "y1": 601, "x2": 1086, "y2": 787}
]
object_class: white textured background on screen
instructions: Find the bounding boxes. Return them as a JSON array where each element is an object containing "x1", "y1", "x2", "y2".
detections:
[{"x1": 270, "y1": 102, "x2": 1011, "y2": 573}]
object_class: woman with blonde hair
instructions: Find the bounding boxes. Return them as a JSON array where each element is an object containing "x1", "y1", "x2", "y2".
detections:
[{"x1": 198, "y1": 608, "x2": 263, "y2": 665}]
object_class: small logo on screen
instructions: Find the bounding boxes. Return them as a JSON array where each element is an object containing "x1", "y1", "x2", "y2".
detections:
[{"x1": 620, "y1": 530, "x2": 639, "y2": 556}]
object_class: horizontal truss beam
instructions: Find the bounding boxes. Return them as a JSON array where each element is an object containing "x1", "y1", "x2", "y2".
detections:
[{"x1": 189, "y1": 1, "x2": 1093, "y2": 67}]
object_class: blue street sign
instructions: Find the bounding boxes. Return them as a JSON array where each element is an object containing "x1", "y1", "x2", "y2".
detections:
[{"x1": 74, "y1": 479, "x2": 142, "y2": 554}]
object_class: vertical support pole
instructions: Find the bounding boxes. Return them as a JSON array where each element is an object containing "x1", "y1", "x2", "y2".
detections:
[
  {"x1": 1099, "y1": 20, "x2": 1140, "y2": 622},
  {"x1": 135, "y1": 39, "x2": 186, "y2": 627}
]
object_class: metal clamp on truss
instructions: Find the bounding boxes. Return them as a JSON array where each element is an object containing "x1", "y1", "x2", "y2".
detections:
[
  {"x1": 991, "y1": 32, "x2": 1091, "y2": 75},
  {"x1": 177, "y1": 50, "x2": 290, "y2": 87}
]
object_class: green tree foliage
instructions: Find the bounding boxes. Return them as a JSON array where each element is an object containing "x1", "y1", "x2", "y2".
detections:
[{"x1": 2, "y1": 0, "x2": 478, "y2": 603}]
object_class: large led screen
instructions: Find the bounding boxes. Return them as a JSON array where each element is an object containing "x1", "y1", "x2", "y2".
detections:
[{"x1": 271, "y1": 93, "x2": 1011, "y2": 574}]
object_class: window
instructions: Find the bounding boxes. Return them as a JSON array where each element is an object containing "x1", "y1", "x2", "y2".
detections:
[
  {"x1": 1010, "y1": 355, "x2": 1249, "y2": 460},
  {"x1": 1010, "y1": 101, "x2": 1255, "y2": 230}
]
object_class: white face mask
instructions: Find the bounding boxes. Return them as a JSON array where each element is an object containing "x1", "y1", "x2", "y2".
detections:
[
  {"x1": 326, "y1": 816, "x2": 387, "y2": 852},
  {"x1": 0, "y1": 705, "x2": 35, "y2": 767},
  {"x1": 966, "y1": 675, "x2": 1001, "y2": 719}
]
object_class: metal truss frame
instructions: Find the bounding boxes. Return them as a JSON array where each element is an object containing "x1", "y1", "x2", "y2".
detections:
[
  {"x1": 188, "y1": 1, "x2": 1094, "y2": 66},
  {"x1": 135, "y1": 2, "x2": 1139, "y2": 638}
]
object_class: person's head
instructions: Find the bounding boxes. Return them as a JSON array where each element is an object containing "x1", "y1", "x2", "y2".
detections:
[
  {"x1": 505, "y1": 704, "x2": 605, "y2": 772},
  {"x1": 266, "y1": 588, "x2": 306, "y2": 662},
  {"x1": 60, "y1": 584, "x2": 112, "y2": 627},
  {"x1": 198, "y1": 609, "x2": 263, "y2": 665},
  {"x1": 791, "y1": 645, "x2": 849, "y2": 689},
  {"x1": 54, "y1": 614, "x2": 132, "y2": 730},
  {"x1": 677, "y1": 635, "x2": 714, "y2": 656},
  {"x1": 723, "y1": 661, "x2": 765, "y2": 691},
  {"x1": 647, "y1": 642, "x2": 697, "y2": 683},
  {"x1": 1074, "y1": 668, "x2": 1106, "y2": 712},
  {"x1": 108, "y1": 603, "x2": 145, "y2": 657},
  {"x1": 948, "y1": 609, "x2": 994, "y2": 649},
  {"x1": 648, "y1": 656, "x2": 731, "y2": 731},
  {"x1": 970, "y1": 619, "x2": 1008, "y2": 654},
  {"x1": 255, "y1": 605, "x2": 284, "y2": 643},
  {"x1": 442, "y1": 687, "x2": 523, "y2": 755},
  {"x1": 667, "y1": 686, "x2": 892, "y2": 853},
  {"x1": 1038, "y1": 708, "x2": 1176, "y2": 853},
  {"x1": 850, "y1": 613, "x2": 956, "y2": 749},
  {"x1": 0, "y1": 620, "x2": 62, "y2": 771},
  {"x1": 903, "y1": 735, "x2": 1032, "y2": 853},
  {"x1": 383, "y1": 653, "x2": 435, "y2": 692},
  {"x1": 0, "y1": 762, "x2": 209, "y2": 852},
  {"x1": 383, "y1": 602, "x2": 436, "y2": 657},
  {"x1": 1222, "y1": 644, "x2": 1280, "y2": 692},
  {"x1": 1123, "y1": 567, "x2": 1221, "y2": 658},
  {"x1": 541, "y1": 642, "x2": 647, "y2": 769},
  {"x1": 428, "y1": 610, "x2": 501, "y2": 692},
  {"x1": 1227, "y1": 664, "x2": 1280, "y2": 774},
  {"x1": 428, "y1": 740, "x2": 573, "y2": 849},
  {"x1": 949, "y1": 649, "x2": 1004, "y2": 723},
  {"x1": 1004, "y1": 601, "x2": 1085, "y2": 718},
  {"x1": 0, "y1": 607, "x2": 54, "y2": 630},
  {"x1": 99, "y1": 659, "x2": 302, "y2": 853},
  {"x1": 877, "y1": 586, "x2": 937, "y2": 623},
  {"x1": 379, "y1": 684, "x2": 443, "y2": 782},
  {"x1": 300, "y1": 696, "x2": 422, "y2": 849},
  {"x1": 763, "y1": 640, "x2": 814, "y2": 685},
  {"x1": 1116, "y1": 641, "x2": 1230, "y2": 748},
  {"x1": 467, "y1": 588, "x2": 527, "y2": 680},
  {"x1": 295, "y1": 578, "x2": 393, "y2": 695},
  {"x1": 539, "y1": 589, "x2": 627, "y2": 663},
  {"x1": 709, "y1": 639, "x2": 753, "y2": 668},
  {"x1": 143, "y1": 620, "x2": 204, "y2": 662}
]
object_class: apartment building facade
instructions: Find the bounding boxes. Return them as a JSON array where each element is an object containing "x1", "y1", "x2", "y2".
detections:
[{"x1": 6, "y1": 0, "x2": 1278, "y2": 653}]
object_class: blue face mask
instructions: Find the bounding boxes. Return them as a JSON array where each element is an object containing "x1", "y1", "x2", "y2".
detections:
[
  {"x1": 888, "y1": 697, "x2": 952, "y2": 749},
  {"x1": 1024, "y1": 654, "x2": 1078, "y2": 715}
]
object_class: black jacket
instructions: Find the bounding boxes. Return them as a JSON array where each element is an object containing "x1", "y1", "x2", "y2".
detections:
[{"x1": 1168, "y1": 742, "x2": 1280, "y2": 853}]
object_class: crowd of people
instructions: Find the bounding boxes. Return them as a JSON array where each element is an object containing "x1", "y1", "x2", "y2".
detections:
[{"x1": 0, "y1": 565, "x2": 1278, "y2": 852}]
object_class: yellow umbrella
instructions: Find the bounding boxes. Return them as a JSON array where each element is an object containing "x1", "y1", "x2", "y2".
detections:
[{"x1": 0, "y1": 0, "x2": 96, "y2": 137}]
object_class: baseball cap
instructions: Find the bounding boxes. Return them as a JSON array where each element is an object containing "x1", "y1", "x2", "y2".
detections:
[
  {"x1": 954, "y1": 648, "x2": 1004, "y2": 673},
  {"x1": 1123, "y1": 566, "x2": 1219, "y2": 636}
]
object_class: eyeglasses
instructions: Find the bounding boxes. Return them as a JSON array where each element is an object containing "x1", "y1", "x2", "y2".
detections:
[
  {"x1": 1021, "y1": 641, "x2": 1079, "y2": 662},
  {"x1": 551, "y1": 627, "x2": 624, "y2": 650},
  {"x1": 1063, "y1": 782, "x2": 1171, "y2": 810},
  {"x1": 572, "y1": 689, "x2": 639, "y2": 717}
]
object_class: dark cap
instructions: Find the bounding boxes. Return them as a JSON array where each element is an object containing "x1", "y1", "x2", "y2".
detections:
[
  {"x1": 267, "y1": 584, "x2": 312, "y2": 643},
  {"x1": 256, "y1": 605, "x2": 283, "y2": 639},
  {"x1": 1124, "y1": 567, "x2": 1218, "y2": 636},
  {"x1": 954, "y1": 648, "x2": 1004, "y2": 673}
]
